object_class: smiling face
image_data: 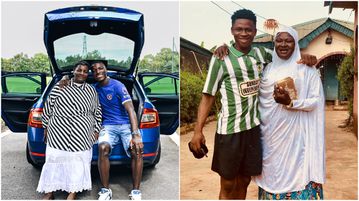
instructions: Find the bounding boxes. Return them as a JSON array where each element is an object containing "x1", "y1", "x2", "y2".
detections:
[
  {"x1": 275, "y1": 32, "x2": 295, "y2": 60},
  {"x1": 92, "y1": 62, "x2": 107, "y2": 82},
  {"x1": 231, "y1": 19, "x2": 257, "y2": 54},
  {"x1": 73, "y1": 64, "x2": 89, "y2": 84}
]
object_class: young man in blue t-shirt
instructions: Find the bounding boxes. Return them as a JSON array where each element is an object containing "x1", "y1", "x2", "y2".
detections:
[{"x1": 92, "y1": 61, "x2": 143, "y2": 200}]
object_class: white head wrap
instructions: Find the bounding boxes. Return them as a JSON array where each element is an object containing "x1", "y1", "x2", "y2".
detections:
[{"x1": 268, "y1": 26, "x2": 301, "y2": 80}]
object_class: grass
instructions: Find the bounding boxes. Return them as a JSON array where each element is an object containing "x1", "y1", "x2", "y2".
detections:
[
  {"x1": 4, "y1": 75, "x2": 178, "y2": 95},
  {"x1": 3, "y1": 76, "x2": 52, "y2": 94},
  {"x1": 143, "y1": 76, "x2": 179, "y2": 94}
]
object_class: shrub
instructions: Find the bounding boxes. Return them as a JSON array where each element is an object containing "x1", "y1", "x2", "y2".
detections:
[
  {"x1": 338, "y1": 46, "x2": 354, "y2": 117},
  {"x1": 180, "y1": 70, "x2": 220, "y2": 123}
]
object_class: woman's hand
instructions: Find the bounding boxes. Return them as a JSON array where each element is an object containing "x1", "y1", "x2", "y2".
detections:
[{"x1": 273, "y1": 85, "x2": 291, "y2": 105}]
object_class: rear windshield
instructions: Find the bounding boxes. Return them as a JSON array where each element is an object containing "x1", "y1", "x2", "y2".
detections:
[{"x1": 53, "y1": 33, "x2": 134, "y2": 71}]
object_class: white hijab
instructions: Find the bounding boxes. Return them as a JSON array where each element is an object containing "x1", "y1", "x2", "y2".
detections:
[
  {"x1": 254, "y1": 26, "x2": 325, "y2": 193},
  {"x1": 266, "y1": 26, "x2": 301, "y2": 82}
]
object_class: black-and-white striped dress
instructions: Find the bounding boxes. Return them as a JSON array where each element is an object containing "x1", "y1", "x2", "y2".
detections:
[
  {"x1": 37, "y1": 79, "x2": 102, "y2": 193},
  {"x1": 42, "y1": 80, "x2": 102, "y2": 152}
]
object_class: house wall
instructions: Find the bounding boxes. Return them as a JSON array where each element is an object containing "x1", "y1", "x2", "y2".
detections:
[
  {"x1": 301, "y1": 30, "x2": 353, "y2": 58},
  {"x1": 301, "y1": 30, "x2": 353, "y2": 102}
]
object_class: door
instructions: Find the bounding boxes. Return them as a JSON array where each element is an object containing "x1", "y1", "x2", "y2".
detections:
[
  {"x1": 323, "y1": 60, "x2": 339, "y2": 101},
  {"x1": 1, "y1": 72, "x2": 47, "y2": 132},
  {"x1": 138, "y1": 72, "x2": 179, "y2": 135}
]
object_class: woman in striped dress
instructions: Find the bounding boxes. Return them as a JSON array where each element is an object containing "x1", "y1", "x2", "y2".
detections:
[{"x1": 37, "y1": 61, "x2": 102, "y2": 200}]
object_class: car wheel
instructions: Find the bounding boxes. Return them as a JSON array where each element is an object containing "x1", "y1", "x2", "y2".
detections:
[
  {"x1": 26, "y1": 143, "x2": 42, "y2": 169},
  {"x1": 148, "y1": 143, "x2": 161, "y2": 168}
]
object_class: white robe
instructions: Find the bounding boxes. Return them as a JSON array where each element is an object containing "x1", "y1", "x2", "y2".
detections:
[{"x1": 253, "y1": 62, "x2": 326, "y2": 193}]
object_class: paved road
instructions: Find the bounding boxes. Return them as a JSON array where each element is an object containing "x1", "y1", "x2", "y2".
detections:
[
  {"x1": 180, "y1": 110, "x2": 358, "y2": 199},
  {"x1": 1, "y1": 132, "x2": 179, "y2": 200}
]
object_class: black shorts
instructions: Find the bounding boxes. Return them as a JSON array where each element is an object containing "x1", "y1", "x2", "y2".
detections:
[{"x1": 211, "y1": 126, "x2": 262, "y2": 179}]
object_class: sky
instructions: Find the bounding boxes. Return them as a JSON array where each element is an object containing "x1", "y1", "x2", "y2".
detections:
[
  {"x1": 1, "y1": 1, "x2": 356, "y2": 59},
  {"x1": 1, "y1": 1, "x2": 179, "y2": 59},
  {"x1": 181, "y1": 1, "x2": 356, "y2": 50}
]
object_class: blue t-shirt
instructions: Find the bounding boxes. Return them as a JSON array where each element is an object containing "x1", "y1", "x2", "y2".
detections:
[{"x1": 94, "y1": 78, "x2": 132, "y2": 125}]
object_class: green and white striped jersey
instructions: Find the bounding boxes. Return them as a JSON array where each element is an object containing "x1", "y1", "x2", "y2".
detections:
[{"x1": 203, "y1": 45, "x2": 272, "y2": 134}]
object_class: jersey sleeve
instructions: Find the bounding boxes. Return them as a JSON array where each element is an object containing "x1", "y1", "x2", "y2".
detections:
[
  {"x1": 202, "y1": 56, "x2": 223, "y2": 96},
  {"x1": 115, "y1": 82, "x2": 132, "y2": 104},
  {"x1": 263, "y1": 47, "x2": 273, "y2": 63}
]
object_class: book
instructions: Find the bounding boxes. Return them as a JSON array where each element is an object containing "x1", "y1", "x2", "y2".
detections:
[{"x1": 276, "y1": 77, "x2": 298, "y2": 100}]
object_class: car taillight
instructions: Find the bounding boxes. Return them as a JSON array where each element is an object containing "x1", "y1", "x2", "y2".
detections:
[
  {"x1": 140, "y1": 108, "x2": 159, "y2": 129},
  {"x1": 28, "y1": 108, "x2": 43, "y2": 128}
]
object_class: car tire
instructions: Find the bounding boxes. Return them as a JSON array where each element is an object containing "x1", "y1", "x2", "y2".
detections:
[
  {"x1": 26, "y1": 144, "x2": 42, "y2": 169},
  {"x1": 148, "y1": 143, "x2": 161, "y2": 168}
]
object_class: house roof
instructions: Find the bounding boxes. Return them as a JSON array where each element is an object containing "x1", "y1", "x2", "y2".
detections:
[
  {"x1": 180, "y1": 37, "x2": 212, "y2": 57},
  {"x1": 324, "y1": 1, "x2": 358, "y2": 14},
  {"x1": 254, "y1": 18, "x2": 354, "y2": 49}
]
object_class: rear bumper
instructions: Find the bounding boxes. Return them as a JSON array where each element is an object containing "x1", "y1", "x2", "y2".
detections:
[{"x1": 27, "y1": 126, "x2": 160, "y2": 165}]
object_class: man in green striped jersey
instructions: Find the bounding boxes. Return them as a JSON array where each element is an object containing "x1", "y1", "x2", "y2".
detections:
[
  {"x1": 190, "y1": 9, "x2": 265, "y2": 200},
  {"x1": 189, "y1": 9, "x2": 316, "y2": 200}
]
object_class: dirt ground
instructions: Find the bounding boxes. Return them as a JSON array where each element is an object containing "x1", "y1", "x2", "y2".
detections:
[{"x1": 180, "y1": 110, "x2": 358, "y2": 200}]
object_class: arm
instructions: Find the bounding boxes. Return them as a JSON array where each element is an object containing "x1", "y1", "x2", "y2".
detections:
[
  {"x1": 59, "y1": 75, "x2": 70, "y2": 89},
  {"x1": 213, "y1": 44, "x2": 229, "y2": 60},
  {"x1": 42, "y1": 84, "x2": 60, "y2": 142},
  {"x1": 290, "y1": 72, "x2": 323, "y2": 112},
  {"x1": 189, "y1": 56, "x2": 222, "y2": 158},
  {"x1": 189, "y1": 94, "x2": 216, "y2": 156},
  {"x1": 262, "y1": 47, "x2": 316, "y2": 66},
  {"x1": 297, "y1": 53, "x2": 317, "y2": 66},
  {"x1": 124, "y1": 101, "x2": 143, "y2": 155},
  {"x1": 92, "y1": 93, "x2": 102, "y2": 141},
  {"x1": 274, "y1": 72, "x2": 322, "y2": 112}
]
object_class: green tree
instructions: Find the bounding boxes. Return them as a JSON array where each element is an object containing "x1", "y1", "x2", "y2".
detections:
[
  {"x1": 85, "y1": 50, "x2": 105, "y2": 60},
  {"x1": 31, "y1": 53, "x2": 50, "y2": 74},
  {"x1": 10, "y1": 53, "x2": 32, "y2": 72},
  {"x1": 1, "y1": 58, "x2": 13, "y2": 72},
  {"x1": 2, "y1": 53, "x2": 50, "y2": 74},
  {"x1": 338, "y1": 46, "x2": 354, "y2": 120},
  {"x1": 138, "y1": 48, "x2": 179, "y2": 73},
  {"x1": 153, "y1": 48, "x2": 172, "y2": 72},
  {"x1": 138, "y1": 54, "x2": 155, "y2": 72}
]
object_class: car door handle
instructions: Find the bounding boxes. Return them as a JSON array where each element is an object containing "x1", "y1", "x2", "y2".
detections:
[
  {"x1": 24, "y1": 97, "x2": 38, "y2": 101},
  {"x1": 2, "y1": 97, "x2": 37, "y2": 101}
]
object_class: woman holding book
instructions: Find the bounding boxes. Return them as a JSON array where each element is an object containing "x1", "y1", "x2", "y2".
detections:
[{"x1": 253, "y1": 26, "x2": 325, "y2": 199}]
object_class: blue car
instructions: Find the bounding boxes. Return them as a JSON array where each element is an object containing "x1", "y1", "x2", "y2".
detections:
[{"x1": 1, "y1": 6, "x2": 179, "y2": 168}]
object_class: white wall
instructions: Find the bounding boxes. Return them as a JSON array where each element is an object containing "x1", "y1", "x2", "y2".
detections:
[{"x1": 301, "y1": 30, "x2": 353, "y2": 59}]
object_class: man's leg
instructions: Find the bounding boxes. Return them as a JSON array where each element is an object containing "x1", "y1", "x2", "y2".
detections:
[
  {"x1": 130, "y1": 147, "x2": 143, "y2": 189},
  {"x1": 98, "y1": 142, "x2": 111, "y2": 188},
  {"x1": 219, "y1": 174, "x2": 251, "y2": 199},
  {"x1": 235, "y1": 174, "x2": 251, "y2": 199}
]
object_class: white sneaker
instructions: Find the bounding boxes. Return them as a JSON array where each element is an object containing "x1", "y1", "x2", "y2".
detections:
[
  {"x1": 129, "y1": 189, "x2": 141, "y2": 200},
  {"x1": 98, "y1": 188, "x2": 112, "y2": 200}
]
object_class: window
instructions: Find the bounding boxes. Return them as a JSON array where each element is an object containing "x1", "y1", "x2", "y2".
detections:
[
  {"x1": 143, "y1": 76, "x2": 178, "y2": 95},
  {"x1": 54, "y1": 33, "x2": 134, "y2": 71},
  {"x1": 3, "y1": 74, "x2": 42, "y2": 94}
]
